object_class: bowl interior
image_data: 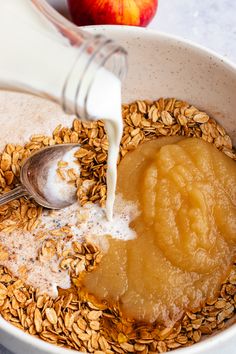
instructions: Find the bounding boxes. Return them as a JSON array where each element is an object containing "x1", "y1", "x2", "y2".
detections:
[{"x1": 0, "y1": 26, "x2": 236, "y2": 354}]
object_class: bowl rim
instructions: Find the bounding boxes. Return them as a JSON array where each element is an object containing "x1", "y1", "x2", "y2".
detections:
[
  {"x1": 0, "y1": 25, "x2": 236, "y2": 354},
  {"x1": 84, "y1": 24, "x2": 236, "y2": 70}
]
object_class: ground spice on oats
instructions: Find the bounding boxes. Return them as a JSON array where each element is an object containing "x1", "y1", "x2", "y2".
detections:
[{"x1": 0, "y1": 98, "x2": 235, "y2": 353}]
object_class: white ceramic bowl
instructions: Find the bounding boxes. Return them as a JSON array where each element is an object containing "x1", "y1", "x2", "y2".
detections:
[{"x1": 0, "y1": 26, "x2": 236, "y2": 354}]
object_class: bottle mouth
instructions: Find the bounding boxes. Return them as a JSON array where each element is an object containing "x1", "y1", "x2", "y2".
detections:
[{"x1": 62, "y1": 35, "x2": 127, "y2": 120}]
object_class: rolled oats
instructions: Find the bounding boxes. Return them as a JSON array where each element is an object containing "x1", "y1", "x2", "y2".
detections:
[{"x1": 0, "y1": 98, "x2": 235, "y2": 353}]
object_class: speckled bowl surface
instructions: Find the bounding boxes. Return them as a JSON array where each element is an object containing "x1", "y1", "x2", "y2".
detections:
[{"x1": 0, "y1": 26, "x2": 235, "y2": 354}]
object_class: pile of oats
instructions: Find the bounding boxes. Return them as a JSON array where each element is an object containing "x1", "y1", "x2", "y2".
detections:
[{"x1": 0, "y1": 98, "x2": 235, "y2": 353}]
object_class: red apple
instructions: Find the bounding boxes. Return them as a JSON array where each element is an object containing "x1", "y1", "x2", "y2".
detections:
[{"x1": 67, "y1": 0, "x2": 158, "y2": 27}]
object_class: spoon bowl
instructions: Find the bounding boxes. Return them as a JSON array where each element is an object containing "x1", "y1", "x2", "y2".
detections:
[{"x1": 0, "y1": 143, "x2": 80, "y2": 209}]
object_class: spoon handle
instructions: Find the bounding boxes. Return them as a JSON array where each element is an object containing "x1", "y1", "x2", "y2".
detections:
[{"x1": 0, "y1": 185, "x2": 28, "y2": 206}]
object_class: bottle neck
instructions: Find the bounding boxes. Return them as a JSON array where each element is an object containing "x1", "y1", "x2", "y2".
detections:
[
  {"x1": 32, "y1": 0, "x2": 128, "y2": 120},
  {"x1": 62, "y1": 35, "x2": 127, "y2": 120}
]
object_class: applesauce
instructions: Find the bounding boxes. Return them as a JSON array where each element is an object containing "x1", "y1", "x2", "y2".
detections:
[{"x1": 82, "y1": 137, "x2": 236, "y2": 325}]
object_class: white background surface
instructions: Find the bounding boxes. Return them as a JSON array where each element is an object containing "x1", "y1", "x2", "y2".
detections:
[{"x1": 0, "y1": 0, "x2": 236, "y2": 353}]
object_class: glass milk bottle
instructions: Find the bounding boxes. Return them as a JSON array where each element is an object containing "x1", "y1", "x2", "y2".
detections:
[{"x1": 0, "y1": 0, "x2": 127, "y2": 120}]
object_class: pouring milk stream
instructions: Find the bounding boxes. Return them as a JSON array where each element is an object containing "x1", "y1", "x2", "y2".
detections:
[{"x1": 0, "y1": 0, "x2": 127, "y2": 220}]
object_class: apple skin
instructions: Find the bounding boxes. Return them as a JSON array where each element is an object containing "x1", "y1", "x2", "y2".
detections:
[{"x1": 67, "y1": 0, "x2": 158, "y2": 27}]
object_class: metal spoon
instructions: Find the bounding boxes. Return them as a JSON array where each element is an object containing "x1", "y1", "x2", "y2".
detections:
[{"x1": 0, "y1": 144, "x2": 80, "y2": 209}]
